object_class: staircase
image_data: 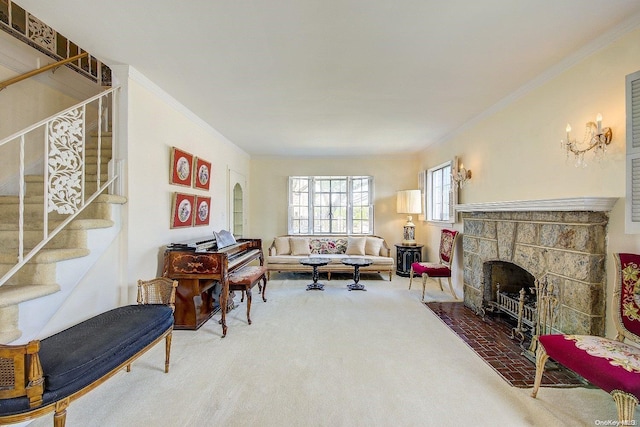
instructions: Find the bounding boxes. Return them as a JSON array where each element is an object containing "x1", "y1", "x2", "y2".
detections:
[{"x1": 0, "y1": 131, "x2": 126, "y2": 343}]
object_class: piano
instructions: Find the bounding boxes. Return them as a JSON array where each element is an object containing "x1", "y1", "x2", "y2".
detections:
[{"x1": 162, "y1": 236, "x2": 263, "y2": 336}]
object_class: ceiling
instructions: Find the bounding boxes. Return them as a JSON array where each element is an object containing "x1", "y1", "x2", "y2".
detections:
[{"x1": 14, "y1": 1, "x2": 640, "y2": 156}]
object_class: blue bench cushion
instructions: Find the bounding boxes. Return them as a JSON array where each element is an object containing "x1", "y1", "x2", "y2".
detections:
[{"x1": 0, "y1": 304, "x2": 173, "y2": 416}]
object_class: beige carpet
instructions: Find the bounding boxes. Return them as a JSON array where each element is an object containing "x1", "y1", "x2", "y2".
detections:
[{"x1": 29, "y1": 273, "x2": 637, "y2": 427}]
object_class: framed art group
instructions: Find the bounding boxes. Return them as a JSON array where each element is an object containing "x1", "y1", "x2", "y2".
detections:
[
  {"x1": 169, "y1": 147, "x2": 212, "y2": 228},
  {"x1": 170, "y1": 147, "x2": 211, "y2": 190},
  {"x1": 170, "y1": 193, "x2": 211, "y2": 228}
]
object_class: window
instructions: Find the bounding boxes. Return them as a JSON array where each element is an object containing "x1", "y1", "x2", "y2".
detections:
[
  {"x1": 627, "y1": 70, "x2": 640, "y2": 233},
  {"x1": 425, "y1": 161, "x2": 453, "y2": 223},
  {"x1": 288, "y1": 176, "x2": 374, "y2": 235}
]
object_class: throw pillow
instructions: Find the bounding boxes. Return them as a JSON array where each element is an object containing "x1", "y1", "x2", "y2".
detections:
[
  {"x1": 274, "y1": 236, "x2": 291, "y2": 255},
  {"x1": 365, "y1": 237, "x2": 384, "y2": 256},
  {"x1": 345, "y1": 236, "x2": 366, "y2": 255},
  {"x1": 290, "y1": 237, "x2": 311, "y2": 255}
]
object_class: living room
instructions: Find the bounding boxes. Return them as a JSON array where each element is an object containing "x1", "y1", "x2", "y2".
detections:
[{"x1": 2, "y1": 1, "x2": 640, "y2": 425}]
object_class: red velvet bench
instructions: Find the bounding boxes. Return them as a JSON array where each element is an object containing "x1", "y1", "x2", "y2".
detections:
[{"x1": 228, "y1": 265, "x2": 268, "y2": 325}]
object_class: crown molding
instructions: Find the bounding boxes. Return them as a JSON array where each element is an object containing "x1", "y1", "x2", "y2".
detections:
[{"x1": 455, "y1": 197, "x2": 618, "y2": 213}]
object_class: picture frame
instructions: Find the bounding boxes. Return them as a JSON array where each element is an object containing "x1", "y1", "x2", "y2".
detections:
[
  {"x1": 194, "y1": 195, "x2": 211, "y2": 226},
  {"x1": 193, "y1": 157, "x2": 212, "y2": 190},
  {"x1": 171, "y1": 192, "x2": 195, "y2": 228},
  {"x1": 170, "y1": 147, "x2": 193, "y2": 187}
]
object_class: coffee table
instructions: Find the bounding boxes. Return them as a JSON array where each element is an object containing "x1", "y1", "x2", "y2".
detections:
[
  {"x1": 341, "y1": 257, "x2": 373, "y2": 291},
  {"x1": 299, "y1": 257, "x2": 331, "y2": 291}
]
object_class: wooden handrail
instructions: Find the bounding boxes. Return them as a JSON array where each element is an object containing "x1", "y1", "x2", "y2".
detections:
[{"x1": 0, "y1": 52, "x2": 89, "y2": 91}]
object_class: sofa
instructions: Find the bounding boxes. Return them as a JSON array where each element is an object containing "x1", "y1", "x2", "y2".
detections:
[{"x1": 266, "y1": 235, "x2": 394, "y2": 280}]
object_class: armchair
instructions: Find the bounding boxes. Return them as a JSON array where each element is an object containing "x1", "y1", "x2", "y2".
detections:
[{"x1": 531, "y1": 253, "x2": 640, "y2": 424}]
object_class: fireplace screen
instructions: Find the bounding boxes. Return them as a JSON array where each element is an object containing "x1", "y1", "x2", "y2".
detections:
[{"x1": 483, "y1": 261, "x2": 536, "y2": 341}]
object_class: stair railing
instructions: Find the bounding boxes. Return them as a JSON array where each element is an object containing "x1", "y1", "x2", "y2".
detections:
[
  {"x1": 0, "y1": 52, "x2": 89, "y2": 91},
  {"x1": 0, "y1": 86, "x2": 121, "y2": 287}
]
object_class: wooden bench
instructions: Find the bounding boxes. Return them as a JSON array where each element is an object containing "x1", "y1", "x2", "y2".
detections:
[
  {"x1": 0, "y1": 278, "x2": 177, "y2": 427},
  {"x1": 228, "y1": 265, "x2": 268, "y2": 325}
]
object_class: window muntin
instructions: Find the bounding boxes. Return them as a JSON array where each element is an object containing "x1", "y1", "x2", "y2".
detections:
[
  {"x1": 426, "y1": 162, "x2": 453, "y2": 223},
  {"x1": 288, "y1": 176, "x2": 373, "y2": 235}
]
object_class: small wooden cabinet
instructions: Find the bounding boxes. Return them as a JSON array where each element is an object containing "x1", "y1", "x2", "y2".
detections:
[{"x1": 395, "y1": 244, "x2": 423, "y2": 277}]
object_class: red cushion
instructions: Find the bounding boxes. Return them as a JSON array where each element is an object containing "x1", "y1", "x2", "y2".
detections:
[
  {"x1": 539, "y1": 334, "x2": 640, "y2": 399},
  {"x1": 411, "y1": 262, "x2": 451, "y2": 277}
]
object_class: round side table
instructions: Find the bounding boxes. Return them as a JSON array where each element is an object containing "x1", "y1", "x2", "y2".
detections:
[{"x1": 299, "y1": 257, "x2": 331, "y2": 290}]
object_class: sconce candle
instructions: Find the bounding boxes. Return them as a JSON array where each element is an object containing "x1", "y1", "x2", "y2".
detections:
[
  {"x1": 562, "y1": 114, "x2": 612, "y2": 167},
  {"x1": 452, "y1": 159, "x2": 472, "y2": 188}
]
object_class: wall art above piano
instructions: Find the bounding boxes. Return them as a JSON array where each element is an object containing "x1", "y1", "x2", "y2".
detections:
[
  {"x1": 194, "y1": 195, "x2": 211, "y2": 226},
  {"x1": 169, "y1": 147, "x2": 193, "y2": 187},
  {"x1": 171, "y1": 192, "x2": 196, "y2": 228},
  {"x1": 193, "y1": 157, "x2": 211, "y2": 190}
]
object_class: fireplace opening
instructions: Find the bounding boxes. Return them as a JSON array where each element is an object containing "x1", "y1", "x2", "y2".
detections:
[{"x1": 483, "y1": 261, "x2": 537, "y2": 342}]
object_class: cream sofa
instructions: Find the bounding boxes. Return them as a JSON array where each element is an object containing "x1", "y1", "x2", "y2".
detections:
[{"x1": 266, "y1": 235, "x2": 394, "y2": 280}]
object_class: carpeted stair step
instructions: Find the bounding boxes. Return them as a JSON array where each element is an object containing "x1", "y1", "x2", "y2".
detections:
[
  {"x1": 0, "y1": 193, "x2": 124, "y2": 222},
  {"x1": 0, "y1": 219, "x2": 113, "y2": 250},
  {"x1": 0, "y1": 305, "x2": 21, "y2": 344},
  {"x1": 0, "y1": 248, "x2": 91, "y2": 286},
  {"x1": 24, "y1": 175, "x2": 111, "y2": 197},
  {"x1": 0, "y1": 284, "x2": 60, "y2": 308}
]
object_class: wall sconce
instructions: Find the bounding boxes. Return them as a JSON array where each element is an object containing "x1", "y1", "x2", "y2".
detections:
[
  {"x1": 452, "y1": 160, "x2": 472, "y2": 188},
  {"x1": 563, "y1": 113, "x2": 612, "y2": 167},
  {"x1": 396, "y1": 189, "x2": 421, "y2": 245}
]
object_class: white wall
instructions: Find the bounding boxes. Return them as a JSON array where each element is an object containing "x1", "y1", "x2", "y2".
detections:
[
  {"x1": 124, "y1": 69, "x2": 251, "y2": 300},
  {"x1": 417, "y1": 26, "x2": 640, "y2": 337},
  {"x1": 250, "y1": 154, "x2": 421, "y2": 256}
]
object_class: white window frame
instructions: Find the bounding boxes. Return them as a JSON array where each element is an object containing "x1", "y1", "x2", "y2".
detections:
[
  {"x1": 626, "y1": 70, "x2": 640, "y2": 233},
  {"x1": 288, "y1": 176, "x2": 374, "y2": 235},
  {"x1": 424, "y1": 160, "x2": 455, "y2": 225}
]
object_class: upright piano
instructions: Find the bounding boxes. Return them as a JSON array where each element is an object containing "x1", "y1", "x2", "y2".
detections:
[{"x1": 162, "y1": 236, "x2": 263, "y2": 337}]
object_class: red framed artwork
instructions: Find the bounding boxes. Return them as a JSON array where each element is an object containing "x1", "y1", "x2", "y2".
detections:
[
  {"x1": 170, "y1": 147, "x2": 193, "y2": 186},
  {"x1": 194, "y1": 196, "x2": 211, "y2": 226},
  {"x1": 193, "y1": 157, "x2": 211, "y2": 190},
  {"x1": 171, "y1": 192, "x2": 195, "y2": 228}
]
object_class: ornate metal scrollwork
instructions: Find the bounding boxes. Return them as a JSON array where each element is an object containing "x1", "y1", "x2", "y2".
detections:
[
  {"x1": 47, "y1": 108, "x2": 84, "y2": 215},
  {"x1": 27, "y1": 15, "x2": 55, "y2": 54}
]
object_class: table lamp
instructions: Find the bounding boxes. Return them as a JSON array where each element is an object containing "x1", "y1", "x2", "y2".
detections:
[{"x1": 397, "y1": 189, "x2": 422, "y2": 245}]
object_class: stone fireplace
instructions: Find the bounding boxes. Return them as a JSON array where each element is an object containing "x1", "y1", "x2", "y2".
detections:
[{"x1": 457, "y1": 198, "x2": 617, "y2": 336}]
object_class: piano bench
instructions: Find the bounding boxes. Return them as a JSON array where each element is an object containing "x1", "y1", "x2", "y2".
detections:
[{"x1": 228, "y1": 265, "x2": 268, "y2": 325}]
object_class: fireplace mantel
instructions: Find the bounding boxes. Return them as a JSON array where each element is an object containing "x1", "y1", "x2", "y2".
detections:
[{"x1": 455, "y1": 197, "x2": 618, "y2": 213}]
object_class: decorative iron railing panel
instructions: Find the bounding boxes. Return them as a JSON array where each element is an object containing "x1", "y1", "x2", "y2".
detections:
[
  {"x1": 47, "y1": 107, "x2": 85, "y2": 215},
  {"x1": 0, "y1": 86, "x2": 120, "y2": 287},
  {"x1": 0, "y1": 0, "x2": 111, "y2": 85}
]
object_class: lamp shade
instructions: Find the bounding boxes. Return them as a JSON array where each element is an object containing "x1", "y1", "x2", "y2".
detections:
[{"x1": 396, "y1": 190, "x2": 422, "y2": 214}]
